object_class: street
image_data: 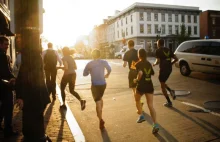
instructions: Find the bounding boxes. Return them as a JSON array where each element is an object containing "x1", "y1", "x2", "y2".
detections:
[{"x1": 56, "y1": 58, "x2": 220, "y2": 142}]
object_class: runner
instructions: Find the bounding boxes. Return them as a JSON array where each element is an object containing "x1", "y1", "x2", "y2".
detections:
[
  {"x1": 83, "y1": 49, "x2": 111, "y2": 130},
  {"x1": 123, "y1": 40, "x2": 144, "y2": 106},
  {"x1": 134, "y1": 48, "x2": 159, "y2": 134},
  {"x1": 153, "y1": 39, "x2": 178, "y2": 107}
]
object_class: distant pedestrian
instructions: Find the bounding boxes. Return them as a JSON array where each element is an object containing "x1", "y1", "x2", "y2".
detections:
[
  {"x1": 83, "y1": 49, "x2": 111, "y2": 130},
  {"x1": 42, "y1": 42, "x2": 62, "y2": 100},
  {"x1": 0, "y1": 36, "x2": 18, "y2": 138},
  {"x1": 133, "y1": 49, "x2": 159, "y2": 134},
  {"x1": 57, "y1": 47, "x2": 86, "y2": 110},
  {"x1": 15, "y1": 47, "x2": 51, "y2": 141},
  {"x1": 153, "y1": 39, "x2": 178, "y2": 107}
]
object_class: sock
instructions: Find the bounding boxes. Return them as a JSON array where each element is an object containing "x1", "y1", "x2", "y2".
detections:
[{"x1": 165, "y1": 96, "x2": 172, "y2": 103}]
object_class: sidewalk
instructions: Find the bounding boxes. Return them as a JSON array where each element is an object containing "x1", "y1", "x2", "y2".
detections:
[{"x1": 0, "y1": 93, "x2": 74, "y2": 142}]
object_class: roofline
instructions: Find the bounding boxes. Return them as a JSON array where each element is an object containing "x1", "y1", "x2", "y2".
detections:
[{"x1": 109, "y1": 2, "x2": 201, "y2": 21}]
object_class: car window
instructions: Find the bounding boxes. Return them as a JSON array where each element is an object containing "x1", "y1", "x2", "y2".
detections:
[
  {"x1": 190, "y1": 41, "x2": 211, "y2": 54},
  {"x1": 210, "y1": 42, "x2": 220, "y2": 56},
  {"x1": 177, "y1": 42, "x2": 193, "y2": 53}
]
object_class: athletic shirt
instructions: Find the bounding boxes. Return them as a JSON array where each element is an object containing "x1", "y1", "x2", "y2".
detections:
[
  {"x1": 123, "y1": 48, "x2": 139, "y2": 70},
  {"x1": 62, "y1": 55, "x2": 76, "y2": 75},
  {"x1": 155, "y1": 47, "x2": 174, "y2": 72},
  {"x1": 135, "y1": 60, "x2": 155, "y2": 85},
  {"x1": 83, "y1": 59, "x2": 111, "y2": 85}
]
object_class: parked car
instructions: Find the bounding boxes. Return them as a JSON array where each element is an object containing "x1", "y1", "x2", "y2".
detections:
[
  {"x1": 74, "y1": 53, "x2": 84, "y2": 59},
  {"x1": 174, "y1": 39, "x2": 220, "y2": 76}
]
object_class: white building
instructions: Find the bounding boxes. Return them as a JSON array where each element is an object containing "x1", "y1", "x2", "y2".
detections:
[{"x1": 106, "y1": 2, "x2": 201, "y2": 52}]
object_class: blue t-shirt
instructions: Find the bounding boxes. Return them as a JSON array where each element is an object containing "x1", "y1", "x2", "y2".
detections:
[{"x1": 83, "y1": 59, "x2": 111, "y2": 85}]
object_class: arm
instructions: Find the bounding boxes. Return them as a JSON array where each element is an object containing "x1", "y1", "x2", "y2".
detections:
[
  {"x1": 123, "y1": 61, "x2": 127, "y2": 68},
  {"x1": 57, "y1": 61, "x2": 68, "y2": 70},
  {"x1": 83, "y1": 63, "x2": 90, "y2": 76},
  {"x1": 171, "y1": 55, "x2": 178, "y2": 65},
  {"x1": 134, "y1": 70, "x2": 143, "y2": 83},
  {"x1": 41, "y1": 50, "x2": 46, "y2": 61},
  {"x1": 153, "y1": 58, "x2": 160, "y2": 66},
  {"x1": 104, "y1": 61, "x2": 112, "y2": 78},
  {"x1": 55, "y1": 50, "x2": 62, "y2": 66}
]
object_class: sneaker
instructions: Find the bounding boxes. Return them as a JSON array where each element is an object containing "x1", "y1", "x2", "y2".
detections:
[
  {"x1": 99, "y1": 119, "x2": 105, "y2": 130},
  {"x1": 170, "y1": 90, "x2": 176, "y2": 100},
  {"x1": 60, "y1": 104, "x2": 67, "y2": 109},
  {"x1": 136, "y1": 114, "x2": 145, "y2": 123},
  {"x1": 80, "y1": 100, "x2": 86, "y2": 111},
  {"x1": 163, "y1": 102, "x2": 173, "y2": 107},
  {"x1": 152, "y1": 123, "x2": 159, "y2": 134}
]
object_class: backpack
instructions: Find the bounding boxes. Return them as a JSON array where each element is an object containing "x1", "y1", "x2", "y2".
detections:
[{"x1": 44, "y1": 50, "x2": 57, "y2": 70}]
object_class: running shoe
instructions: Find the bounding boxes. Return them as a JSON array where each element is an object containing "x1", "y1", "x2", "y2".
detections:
[
  {"x1": 136, "y1": 114, "x2": 145, "y2": 123},
  {"x1": 152, "y1": 123, "x2": 159, "y2": 134},
  {"x1": 163, "y1": 102, "x2": 173, "y2": 107},
  {"x1": 170, "y1": 90, "x2": 176, "y2": 100},
  {"x1": 100, "y1": 119, "x2": 105, "y2": 130},
  {"x1": 80, "y1": 100, "x2": 86, "y2": 111}
]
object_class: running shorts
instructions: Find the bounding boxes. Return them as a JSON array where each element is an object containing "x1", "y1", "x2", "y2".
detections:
[
  {"x1": 128, "y1": 69, "x2": 137, "y2": 88},
  {"x1": 91, "y1": 84, "x2": 106, "y2": 102}
]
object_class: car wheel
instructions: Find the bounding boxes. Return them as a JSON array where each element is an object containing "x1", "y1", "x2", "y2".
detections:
[{"x1": 180, "y1": 62, "x2": 191, "y2": 76}]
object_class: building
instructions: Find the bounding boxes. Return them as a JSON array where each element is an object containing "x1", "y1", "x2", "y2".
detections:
[
  {"x1": 0, "y1": 0, "x2": 16, "y2": 63},
  {"x1": 200, "y1": 10, "x2": 220, "y2": 39},
  {"x1": 90, "y1": 2, "x2": 201, "y2": 54}
]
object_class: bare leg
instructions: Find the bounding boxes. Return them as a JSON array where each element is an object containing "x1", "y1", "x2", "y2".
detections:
[
  {"x1": 145, "y1": 93, "x2": 157, "y2": 124},
  {"x1": 96, "y1": 99, "x2": 103, "y2": 120},
  {"x1": 135, "y1": 93, "x2": 142, "y2": 114}
]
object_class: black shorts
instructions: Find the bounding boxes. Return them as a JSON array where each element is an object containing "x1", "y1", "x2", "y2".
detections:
[
  {"x1": 136, "y1": 82, "x2": 154, "y2": 95},
  {"x1": 91, "y1": 84, "x2": 106, "y2": 102},
  {"x1": 128, "y1": 69, "x2": 137, "y2": 88},
  {"x1": 159, "y1": 70, "x2": 172, "y2": 82}
]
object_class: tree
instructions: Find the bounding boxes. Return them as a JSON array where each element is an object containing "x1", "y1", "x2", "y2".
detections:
[{"x1": 176, "y1": 24, "x2": 191, "y2": 45}]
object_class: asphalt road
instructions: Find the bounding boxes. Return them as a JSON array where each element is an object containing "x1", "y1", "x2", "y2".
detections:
[{"x1": 56, "y1": 58, "x2": 220, "y2": 142}]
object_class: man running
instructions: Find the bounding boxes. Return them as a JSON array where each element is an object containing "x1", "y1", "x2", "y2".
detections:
[{"x1": 153, "y1": 39, "x2": 178, "y2": 107}]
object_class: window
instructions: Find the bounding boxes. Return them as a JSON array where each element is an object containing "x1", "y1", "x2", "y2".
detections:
[
  {"x1": 131, "y1": 15, "x2": 133, "y2": 22},
  {"x1": 117, "y1": 31, "x2": 119, "y2": 38},
  {"x1": 140, "y1": 12, "x2": 144, "y2": 21},
  {"x1": 194, "y1": 15, "x2": 197, "y2": 23},
  {"x1": 188, "y1": 26, "x2": 191, "y2": 35},
  {"x1": 168, "y1": 25, "x2": 172, "y2": 34},
  {"x1": 212, "y1": 18, "x2": 216, "y2": 25},
  {"x1": 121, "y1": 19, "x2": 123, "y2": 26},
  {"x1": 154, "y1": 13, "x2": 158, "y2": 21},
  {"x1": 194, "y1": 26, "x2": 197, "y2": 35},
  {"x1": 188, "y1": 15, "x2": 191, "y2": 23},
  {"x1": 121, "y1": 29, "x2": 124, "y2": 37},
  {"x1": 210, "y1": 42, "x2": 220, "y2": 56},
  {"x1": 213, "y1": 30, "x2": 216, "y2": 36},
  {"x1": 117, "y1": 21, "x2": 119, "y2": 28},
  {"x1": 131, "y1": 26, "x2": 133, "y2": 35},
  {"x1": 155, "y1": 24, "x2": 159, "y2": 34},
  {"x1": 177, "y1": 42, "x2": 193, "y2": 52},
  {"x1": 181, "y1": 15, "x2": 185, "y2": 23},
  {"x1": 162, "y1": 25, "x2": 165, "y2": 34},
  {"x1": 175, "y1": 25, "x2": 179, "y2": 34},
  {"x1": 168, "y1": 14, "x2": 172, "y2": 22},
  {"x1": 161, "y1": 13, "x2": 165, "y2": 22},
  {"x1": 126, "y1": 28, "x2": 128, "y2": 36},
  {"x1": 147, "y1": 24, "x2": 151, "y2": 34},
  {"x1": 147, "y1": 12, "x2": 151, "y2": 21},
  {"x1": 140, "y1": 24, "x2": 144, "y2": 33},
  {"x1": 178, "y1": 42, "x2": 211, "y2": 54},
  {"x1": 175, "y1": 14, "x2": 179, "y2": 22},
  {"x1": 126, "y1": 17, "x2": 127, "y2": 24}
]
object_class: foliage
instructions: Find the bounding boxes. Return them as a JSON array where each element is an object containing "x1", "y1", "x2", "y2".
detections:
[{"x1": 176, "y1": 24, "x2": 191, "y2": 45}]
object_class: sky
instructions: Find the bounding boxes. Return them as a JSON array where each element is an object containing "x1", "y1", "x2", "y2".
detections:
[{"x1": 42, "y1": 0, "x2": 220, "y2": 46}]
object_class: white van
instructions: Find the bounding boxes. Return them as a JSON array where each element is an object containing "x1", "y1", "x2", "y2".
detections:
[
  {"x1": 114, "y1": 45, "x2": 144, "y2": 59},
  {"x1": 174, "y1": 39, "x2": 220, "y2": 76}
]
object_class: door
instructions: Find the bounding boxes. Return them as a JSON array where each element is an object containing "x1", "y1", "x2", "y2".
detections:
[{"x1": 207, "y1": 42, "x2": 220, "y2": 74}]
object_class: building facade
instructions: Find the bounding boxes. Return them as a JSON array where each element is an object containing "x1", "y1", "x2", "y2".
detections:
[{"x1": 200, "y1": 10, "x2": 220, "y2": 39}]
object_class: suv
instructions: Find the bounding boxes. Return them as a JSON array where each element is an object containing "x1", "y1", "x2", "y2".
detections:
[{"x1": 174, "y1": 39, "x2": 220, "y2": 76}]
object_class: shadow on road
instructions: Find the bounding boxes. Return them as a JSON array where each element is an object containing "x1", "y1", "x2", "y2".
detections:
[
  {"x1": 56, "y1": 109, "x2": 66, "y2": 142},
  {"x1": 143, "y1": 112, "x2": 178, "y2": 142},
  {"x1": 100, "y1": 129, "x2": 111, "y2": 142},
  {"x1": 189, "y1": 72, "x2": 220, "y2": 85},
  {"x1": 44, "y1": 100, "x2": 55, "y2": 129},
  {"x1": 169, "y1": 107, "x2": 220, "y2": 138}
]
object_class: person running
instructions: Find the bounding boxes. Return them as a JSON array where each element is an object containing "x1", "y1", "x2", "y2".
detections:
[
  {"x1": 134, "y1": 48, "x2": 159, "y2": 134},
  {"x1": 42, "y1": 42, "x2": 62, "y2": 100},
  {"x1": 153, "y1": 39, "x2": 178, "y2": 107},
  {"x1": 57, "y1": 47, "x2": 86, "y2": 110},
  {"x1": 83, "y1": 49, "x2": 111, "y2": 130}
]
